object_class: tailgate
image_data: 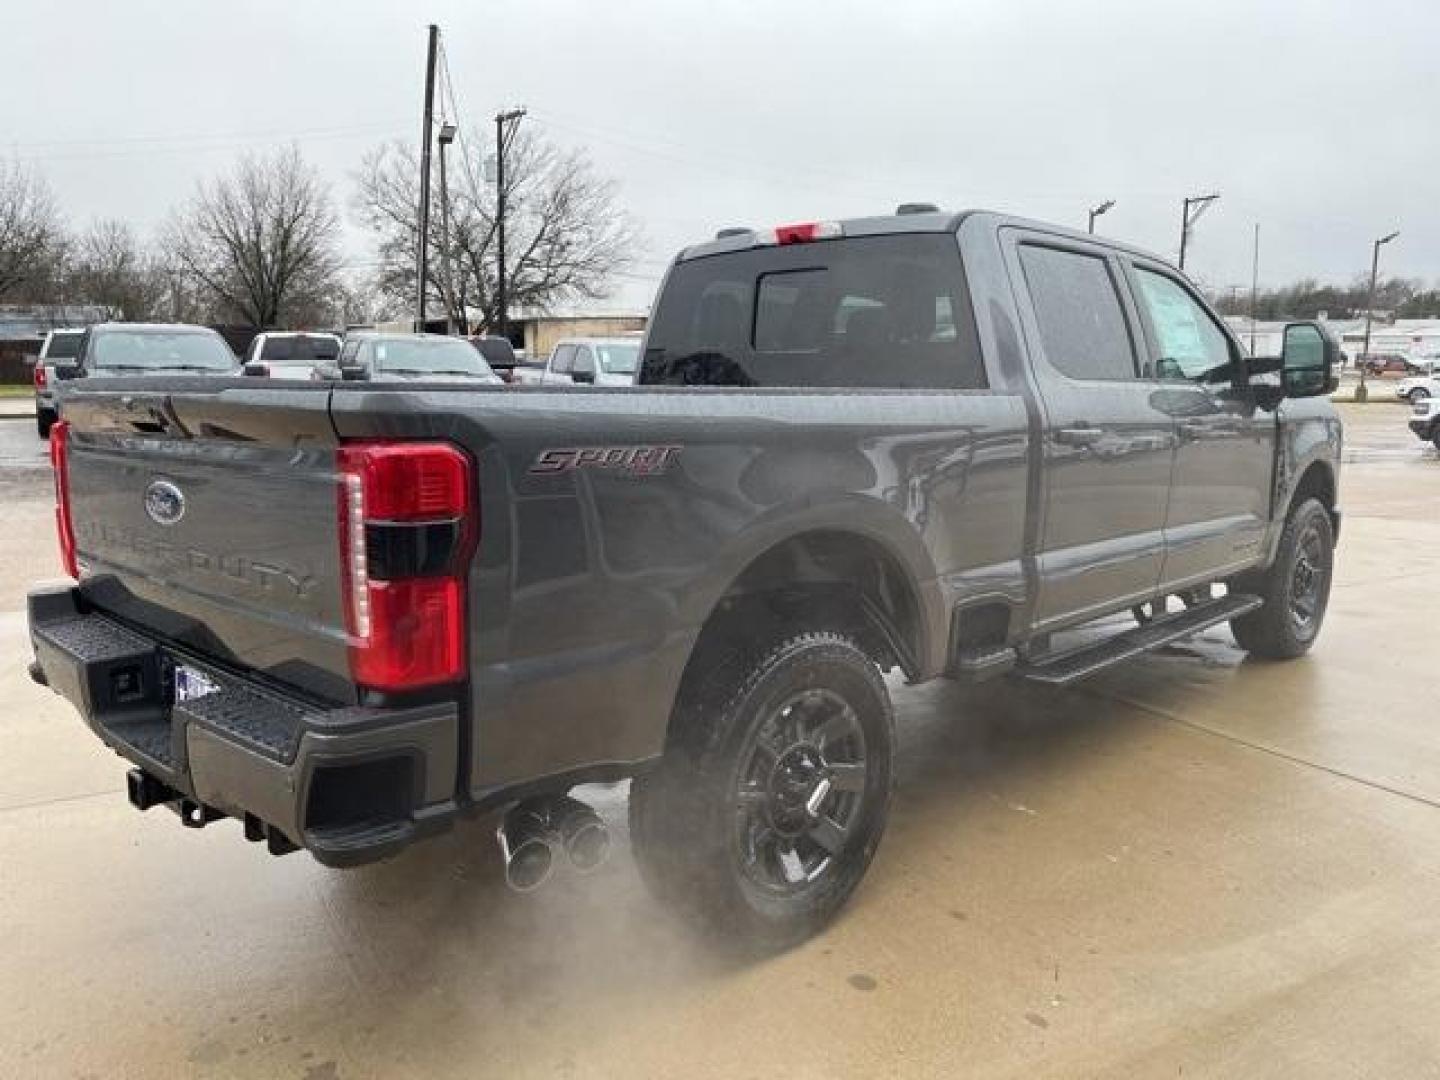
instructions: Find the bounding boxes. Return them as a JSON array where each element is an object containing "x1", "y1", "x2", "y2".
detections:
[{"x1": 59, "y1": 381, "x2": 353, "y2": 702}]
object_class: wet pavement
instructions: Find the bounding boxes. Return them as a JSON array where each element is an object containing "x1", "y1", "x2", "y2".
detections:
[{"x1": 2, "y1": 402, "x2": 1438, "y2": 1079}]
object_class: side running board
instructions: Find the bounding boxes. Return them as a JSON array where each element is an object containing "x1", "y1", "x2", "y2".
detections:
[{"x1": 1016, "y1": 593, "x2": 1263, "y2": 686}]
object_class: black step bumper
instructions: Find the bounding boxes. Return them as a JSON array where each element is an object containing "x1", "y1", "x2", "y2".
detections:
[
  {"x1": 27, "y1": 584, "x2": 460, "y2": 867},
  {"x1": 1409, "y1": 418, "x2": 1437, "y2": 441}
]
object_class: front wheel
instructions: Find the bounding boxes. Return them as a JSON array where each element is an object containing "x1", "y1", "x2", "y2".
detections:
[
  {"x1": 1228, "y1": 497, "x2": 1335, "y2": 659},
  {"x1": 1413, "y1": 387, "x2": 1432, "y2": 402},
  {"x1": 629, "y1": 631, "x2": 894, "y2": 949}
]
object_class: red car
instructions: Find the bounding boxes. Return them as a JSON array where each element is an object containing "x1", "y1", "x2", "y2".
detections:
[{"x1": 1360, "y1": 353, "x2": 1417, "y2": 377}]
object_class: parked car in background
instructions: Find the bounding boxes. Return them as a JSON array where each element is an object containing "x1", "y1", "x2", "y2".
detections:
[
  {"x1": 318, "y1": 332, "x2": 502, "y2": 383},
  {"x1": 1409, "y1": 393, "x2": 1440, "y2": 451},
  {"x1": 539, "y1": 336, "x2": 641, "y2": 387},
  {"x1": 1393, "y1": 371, "x2": 1440, "y2": 402},
  {"x1": 74, "y1": 323, "x2": 239, "y2": 379},
  {"x1": 466, "y1": 335, "x2": 523, "y2": 383},
  {"x1": 31, "y1": 328, "x2": 85, "y2": 438},
  {"x1": 1361, "y1": 353, "x2": 1416, "y2": 377},
  {"x1": 241, "y1": 332, "x2": 341, "y2": 379}
]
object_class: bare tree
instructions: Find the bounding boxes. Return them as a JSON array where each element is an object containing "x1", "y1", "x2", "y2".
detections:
[
  {"x1": 0, "y1": 159, "x2": 66, "y2": 302},
  {"x1": 67, "y1": 219, "x2": 166, "y2": 320},
  {"x1": 165, "y1": 146, "x2": 342, "y2": 327},
  {"x1": 353, "y1": 130, "x2": 638, "y2": 330}
]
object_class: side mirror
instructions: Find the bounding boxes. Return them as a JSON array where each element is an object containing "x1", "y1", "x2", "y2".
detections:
[
  {"x1": 571, "y1": 368, "x2": 596, "y2": 385},
  {"x1": 1280, "y1": 321, "x2": 1339, "y2": 399},
  {"x1": 242, "y1": 362, "x2": 268, "y2": 377}
]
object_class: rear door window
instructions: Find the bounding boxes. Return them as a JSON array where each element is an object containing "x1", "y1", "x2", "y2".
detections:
[
  {"x1": 641, "y1": 234, "x2": 985, "y2": 389},
  {"x1": 1018, "y1": 245, "x2": 1139, "y2": 381},
  {"x1": 551, "y1": 345, "x2": 575, "y2": 375},
  {"x1": 573, "y1": 346, "x2": 595, "y2": 375}
]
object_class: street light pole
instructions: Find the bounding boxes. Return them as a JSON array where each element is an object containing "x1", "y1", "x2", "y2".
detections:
[
  {"x1": 1087, "y1": 199, "x2": 1115, "y2": 235},
  {"x1": 437, "y1": 121, "x2": 457, "y2": 334},
  {"x1": 1249, "y1": 222, "x2": 1260, "y2": 356},
  {"x1": 493, "y1": 107, "x2": 526, "y2": 341},
  {"x1": 1178, "y1": 192, "x2": 1220, "y2": 271},
  {"x1": 415, "y1": 23, "x2": 440, "y2": 331},
  {"x1": 1358, "y1": 229, "x2": 1400, "y2": 402}
]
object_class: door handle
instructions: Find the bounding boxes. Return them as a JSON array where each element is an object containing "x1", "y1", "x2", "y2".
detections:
[{"x1": 1056, "y1": 426, "x2": 1103, "y2": 447}]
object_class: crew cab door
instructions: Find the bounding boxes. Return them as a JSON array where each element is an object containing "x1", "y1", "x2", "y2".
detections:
[
  {"x1": 1124, "y1": 260, "x2": 1275, "y2": 586},
  {"x1": 1004, "y1": 232, "x2": 1175, "y2": 629}
]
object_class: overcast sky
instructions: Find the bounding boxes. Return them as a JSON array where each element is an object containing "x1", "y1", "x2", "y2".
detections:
[{"x1": 6, "y1": 0, "x2": 1437, "y2": 311}]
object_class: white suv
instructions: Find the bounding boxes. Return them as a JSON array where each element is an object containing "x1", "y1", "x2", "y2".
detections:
[{"x1": 1395, "y1": 359, "x2": 1440, "y2": 403}]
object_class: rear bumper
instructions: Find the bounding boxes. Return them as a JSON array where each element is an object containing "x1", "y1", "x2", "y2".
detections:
[{"x1": 27, "y1": 584, "x2": 460, "y2": 867}]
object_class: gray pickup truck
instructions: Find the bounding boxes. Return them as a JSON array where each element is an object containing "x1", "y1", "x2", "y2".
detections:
[{"x1": 28, "y1": 208, "x2": 1341, "y2": 946}]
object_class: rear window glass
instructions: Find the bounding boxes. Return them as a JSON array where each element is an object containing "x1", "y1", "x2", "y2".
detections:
[
  {"x1": 260, "y1": 336, "x2": 338, "y2": 362},
  {"x1": 472, "y1": 337, "x2": 517, "y2": 367},
  {"x1": 1018, "y1": 245, "x2": 1137, "y2": 381},
  {"x1": 44, "y1": 332, "x2": 83, "y2": 360},
  {"x1": 89, "y1": 330, "x2": 235, "y2": 372},
  {"x1": 641, "y1": 234, "x2": 985, "y2": 389}
]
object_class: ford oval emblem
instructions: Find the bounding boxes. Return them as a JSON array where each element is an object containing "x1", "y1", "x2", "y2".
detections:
[{"x1": 144, "y1": 479, "x2": 186, "y2": 527}]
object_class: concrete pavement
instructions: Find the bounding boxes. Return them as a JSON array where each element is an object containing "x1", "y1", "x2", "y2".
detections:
[{"x1": 2, "y1": 403, "x2": 1438, "y2": 1079}]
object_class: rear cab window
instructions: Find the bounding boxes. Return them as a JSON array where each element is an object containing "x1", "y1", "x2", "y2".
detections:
[
  {"x1": 641, "y1": 233, "x2": 985, "y2": 389},
  {"x1": 43, "y1": 332, "x2": 83, "y2": 360}
]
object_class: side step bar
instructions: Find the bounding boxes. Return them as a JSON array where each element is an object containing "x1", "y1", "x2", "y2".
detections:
[{"x1": 1016, "y1": 593, "x2": 1263, "y2": 686}]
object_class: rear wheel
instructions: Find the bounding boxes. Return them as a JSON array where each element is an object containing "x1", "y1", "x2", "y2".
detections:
[
  {"x1": 1412, "y1": 387, "x2": 1432, "y2": 402},
  {"x1": 37, "y1": 408, "x2": 55, "y2": 439},
  {"x1": 1228, "y1": 497, "x2": 1334, "y2": 659},
  {"x1": 629, "y1": 630, "x2": 894, "y2": 949}
]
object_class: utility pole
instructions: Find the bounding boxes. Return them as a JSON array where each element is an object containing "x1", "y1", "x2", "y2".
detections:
[
  {"x1": 1249, "y1": 223, "x2": 1260, "y2": 356},
  {"x1": 415, "y1": 23, "x2": 440, "y2": 331},
  {"x1": 1087, "y1": 199, "x2": 1115, "y2": 235},
  {"x1": 1177, "y1": 192, "x2": 1220, "y2": 271},
  {"x1": 493, "y1": 107, "x2": 526, "y2": 340},
  {"x1": 1358, "y1": 229, "x2": 1400, "y2": 402},
  {"x1": 437, "y1": 121, "x2": 457, "y2": 333}
]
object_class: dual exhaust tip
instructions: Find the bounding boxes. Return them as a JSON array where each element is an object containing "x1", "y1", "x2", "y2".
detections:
[{"x1": 497, "y1": 795, "x2": 611, "y2": 892}]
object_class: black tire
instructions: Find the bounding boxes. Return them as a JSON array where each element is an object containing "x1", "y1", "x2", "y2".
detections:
[
  {"x1": 37, "y1": 409, "x2": 54, "y2": 439},
  {"x1": 629, "y1": 630, "x2": 894, "y2": 949},
  {"x1": 1228, "y1": 497, "x2": 1334, "y2": 659}
]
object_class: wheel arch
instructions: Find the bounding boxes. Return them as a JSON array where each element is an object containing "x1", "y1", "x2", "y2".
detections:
[{"x1": 675, "y1": 525, "x2": 936, "y2": 715}]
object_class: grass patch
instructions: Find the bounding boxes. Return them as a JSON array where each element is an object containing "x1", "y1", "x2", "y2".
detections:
[{"x1": 0, "y1": 386, "x2": 34, "y2": 398}]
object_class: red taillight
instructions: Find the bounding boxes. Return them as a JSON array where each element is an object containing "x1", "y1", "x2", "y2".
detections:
[
  {"x1": 50, "y1": 420, "x2": 79, "y2": 578},
  {"x1": 338, "y1": 442, "x2": 470, "y2": 521},
  {"x1": 755, "y1": 221, "x2": 844, "y2": 246},
  {"x1": 33, "y1": 363, "x2": 47, "y2": 390},
  {"x1": 336, "y1": 442, "x2": 474, "y2": 692}
]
